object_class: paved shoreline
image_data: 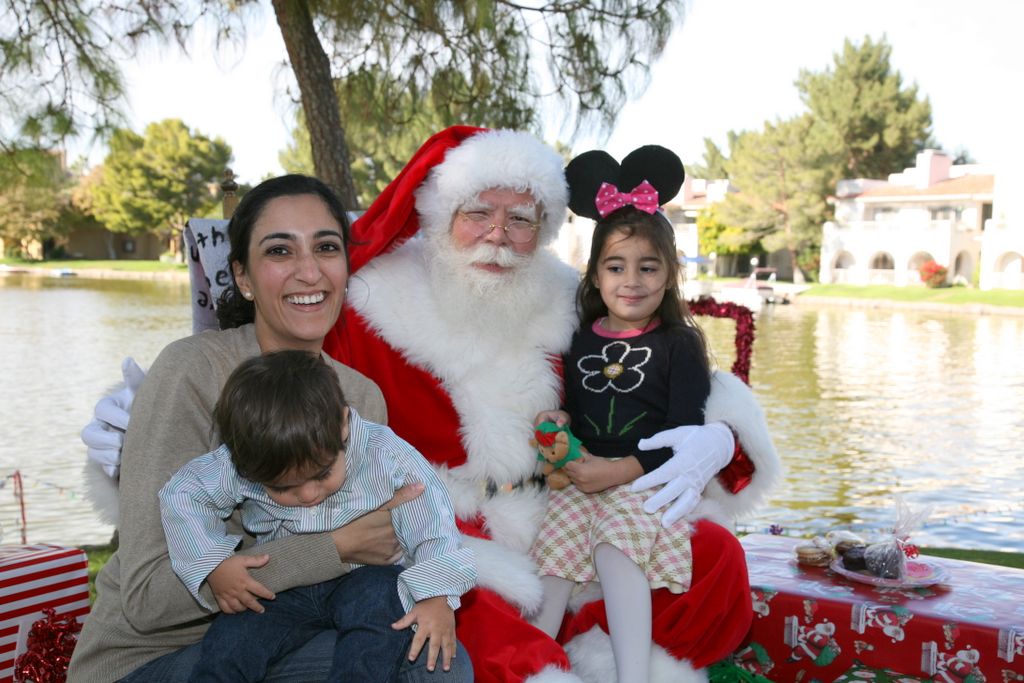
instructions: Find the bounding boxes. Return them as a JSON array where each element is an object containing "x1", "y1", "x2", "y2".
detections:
[{"x1": 1, "y1": 265, "x2": 190, "y2": 282}]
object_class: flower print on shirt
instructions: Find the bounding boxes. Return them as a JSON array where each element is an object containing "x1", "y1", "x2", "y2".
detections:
[{"x1": 577, "y1": 340, "x2": 652, "y2": 393}]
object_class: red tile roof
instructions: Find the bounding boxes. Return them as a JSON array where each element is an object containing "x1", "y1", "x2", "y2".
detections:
[{"x1": 858, "y1": 174, "x2": 994, "y2": 199}]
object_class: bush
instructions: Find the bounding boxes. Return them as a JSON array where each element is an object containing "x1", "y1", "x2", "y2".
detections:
[
  {"x1": 919, "y1": 260, "x2": 948, "y2": 288},
  {"x1": 796, "y1": 249, "x2": 821, "y2": 282}
]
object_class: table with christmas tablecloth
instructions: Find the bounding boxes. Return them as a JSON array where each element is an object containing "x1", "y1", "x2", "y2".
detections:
[{"x1": 730, "y1": 534, "x2": 1024, "y2": 682}]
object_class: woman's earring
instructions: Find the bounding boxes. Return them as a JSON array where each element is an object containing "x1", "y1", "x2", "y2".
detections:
[{"x1": 242, "y1": 290, "x2": 254, "y2": 300}]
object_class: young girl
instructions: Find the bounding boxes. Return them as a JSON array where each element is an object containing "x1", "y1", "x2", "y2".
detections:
[{"x1": 529, "y1": 145, "x2": 735, "y2": 682}]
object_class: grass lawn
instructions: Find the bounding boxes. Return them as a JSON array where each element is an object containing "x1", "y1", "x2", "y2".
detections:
[
  {"x1": 84, "y1": 543, "x2": 117, "y2": 603},
  {"x1": 800, "y1": 283, "x2": 1024, "y2": 308},
  {"x1": 1, "y1": 257, "x2": 187, "y2": 273},
  {"x1": 919, "y1": 546, "x2": 1024, "y2": 569}
]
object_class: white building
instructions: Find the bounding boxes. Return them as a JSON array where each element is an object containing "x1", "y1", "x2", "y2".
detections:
[
  {"x1": 980, "y1": 167, "x2": 1024, "y2": 290},
  {"x1": 818, "y1": 150, "x2": 1016, "y2": 288}
]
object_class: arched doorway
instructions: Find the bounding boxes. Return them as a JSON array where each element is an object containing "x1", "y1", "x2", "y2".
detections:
[
  {"x1": 995, "y1": 252, "x2": 1024, "y2": 289},
  {"x1": 831, "y1": 251, "x2": 855, "y2": 284},
  {"x1": 953, "y1": 251, "x2": 974, "y2": 285},
  {"x1": 868, "y1": 252, "x2": 895, "y2": 284}
]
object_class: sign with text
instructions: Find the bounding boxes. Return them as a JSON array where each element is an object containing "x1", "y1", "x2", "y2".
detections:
[{"x1": 184, "y1": 218, "x2": 231, "y2": 335}]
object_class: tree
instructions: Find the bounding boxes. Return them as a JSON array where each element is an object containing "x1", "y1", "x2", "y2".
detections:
[
  {"x1": 89, "y1": 119, "x2": 231, "y2": 258},
  {"x1": 2, "y1": 1, "x2": 120, "y2": 157},
  {"x1": 718, "y1": 117, "x2": 831, "y2": 282},
  {"x1": 696, "y1": 36, "x2": 936, "y2": 280},
  {"x1": 1, "y1": 2, "x2": 245, "y2": 157},
  {"x1": 688, "y1": 136, "x2": 731, "y2": 180},
  {"x1": 280, "y1": 65, "x2": 557, "y2": 208},
  {"x1": 950, "y1": 146, "x2": 975, "y2": 165},
  {"x1": 273, "y1": 0, "x2": 685, "y2": 207},
  {"x1": 3, "y1": 0, "x2": 685, "y2": 208},
  {"x1": 280, "y1": 70, "x2": 461, "y2": 208},
  {"x1": 0, "y1": 149, "x2": 68, "y2": 257},
  {"x1": 696, "y1": 204, "x2": 745, "y2": 257},
  {"x1": 796, "y1": 35, "x2": 934, "y2": 182}
]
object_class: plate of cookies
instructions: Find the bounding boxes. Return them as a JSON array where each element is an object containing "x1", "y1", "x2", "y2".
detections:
[{"x1": 829, "y1": 557, "x2": 950, "y2": 588}]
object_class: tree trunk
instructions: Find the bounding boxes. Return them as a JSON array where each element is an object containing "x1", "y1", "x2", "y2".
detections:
[
  {"x1": 271, "y1": 0, "x2": 359, "y2": 209},
  {"x1": 789, "y1": 247, "x2": 805, "y2": 283},
  {"x1": 104, "y1": 231, "x2": 117, "y2": 260}
]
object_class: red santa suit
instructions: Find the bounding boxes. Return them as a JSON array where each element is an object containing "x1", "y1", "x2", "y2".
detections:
[{"x1": 323, "y1": 127, "x2": 781, "y2": 683}]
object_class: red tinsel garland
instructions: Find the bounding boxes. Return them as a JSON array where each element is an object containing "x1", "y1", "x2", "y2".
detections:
[
  {"x1": 687, "y1": 296, "x2": 756, "y2": 386},
  {"x1": 13, "y1": 608, "x2": 82, "y2": 683}
]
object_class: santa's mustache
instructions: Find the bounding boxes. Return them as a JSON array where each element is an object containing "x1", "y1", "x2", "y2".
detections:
[{"x1": 463, "y1": 243, "x2": 531, "y2": 270}]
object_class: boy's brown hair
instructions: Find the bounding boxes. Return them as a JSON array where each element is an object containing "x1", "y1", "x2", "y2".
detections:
[{"x1": 214, "y1": 350, "x2": 347, "y2": 483}]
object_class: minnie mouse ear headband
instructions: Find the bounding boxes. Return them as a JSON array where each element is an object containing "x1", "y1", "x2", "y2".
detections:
[{"x1": 565, "y1": 145, "x2": 684, "y2": 221}]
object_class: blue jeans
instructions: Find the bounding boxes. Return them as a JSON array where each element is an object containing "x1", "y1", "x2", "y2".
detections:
[{"x1": 120, "y1": 566, "x2": 472, "y2": 683}]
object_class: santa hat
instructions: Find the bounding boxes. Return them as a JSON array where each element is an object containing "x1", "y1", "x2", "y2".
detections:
[{"x1": 348, "y1": 126, "x2": 568, "y2": 273}]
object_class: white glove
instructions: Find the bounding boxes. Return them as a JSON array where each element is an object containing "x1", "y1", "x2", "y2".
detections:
[
  {"x1": 81, "y1": 357, "x2": 146, "y2": 479},
  {"x1": 630, "y1": 422, "x2": 735, "y2": 527}
]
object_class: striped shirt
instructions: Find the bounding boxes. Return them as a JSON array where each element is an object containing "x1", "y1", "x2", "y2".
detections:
[{"x1": 159, "y1": 408, "x2": 476, "y2": 613}]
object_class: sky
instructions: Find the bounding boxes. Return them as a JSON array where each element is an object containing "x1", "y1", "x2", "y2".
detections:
[{"x1": 75, "y1": 0, "x2": 1024, "y2": 187}]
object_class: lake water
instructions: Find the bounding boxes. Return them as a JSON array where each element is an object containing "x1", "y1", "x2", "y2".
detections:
[{"x1": 2, "y1": 272, "x2": 1023, "y2": 552}]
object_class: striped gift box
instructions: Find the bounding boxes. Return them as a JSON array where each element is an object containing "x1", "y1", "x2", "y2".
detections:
[{"x1": 0, "y1": 545, "x2": 90, "y2": 683}]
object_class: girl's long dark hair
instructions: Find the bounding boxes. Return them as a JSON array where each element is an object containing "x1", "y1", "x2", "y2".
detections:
[
  {"x1": 578, "y1": 207, "x2": 711, "y2": 377},
  {"x1": 216, "y1": 174, "x2": 352, "y2": 330}
]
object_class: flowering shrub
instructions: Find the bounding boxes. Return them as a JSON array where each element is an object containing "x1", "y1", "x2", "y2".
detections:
[{"x1": 919, "y1": 260, "x2": 948, "y2": 288}]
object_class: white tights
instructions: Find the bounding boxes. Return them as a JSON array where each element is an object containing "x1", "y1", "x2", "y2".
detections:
[{"x1": 531, "y1": 544, "x2": 652, "y2": 683}]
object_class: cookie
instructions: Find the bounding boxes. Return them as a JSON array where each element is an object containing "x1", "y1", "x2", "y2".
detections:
[{"x1": 795, "y1": 542, "x2": 832, "y2": 567}]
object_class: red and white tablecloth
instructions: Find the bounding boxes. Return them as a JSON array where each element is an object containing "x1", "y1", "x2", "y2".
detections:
[{"x1": 731, "y1": 534, "x2": 1024, "y2": 682}]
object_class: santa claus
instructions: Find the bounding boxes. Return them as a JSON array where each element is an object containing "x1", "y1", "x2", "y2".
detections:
[{"x1": 323, "y1": 126, "x2": 780, "y2": 683}]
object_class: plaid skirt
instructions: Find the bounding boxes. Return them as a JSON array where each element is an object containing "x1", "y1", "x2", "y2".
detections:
[{"x1": 530, "y1": 483, "x2": 693, "y2": 594}]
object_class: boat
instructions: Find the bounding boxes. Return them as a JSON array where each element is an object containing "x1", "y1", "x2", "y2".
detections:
[{"x1": 715, "y1": 268, "x2": 780, "y2": 310}]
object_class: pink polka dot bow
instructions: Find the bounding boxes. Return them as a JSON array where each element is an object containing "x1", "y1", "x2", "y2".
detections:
[{"x1": 594, "y1": 180, "x2": 660, "y2": 218}]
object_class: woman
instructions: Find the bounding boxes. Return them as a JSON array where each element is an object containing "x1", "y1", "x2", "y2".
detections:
[{"x1": 68, "y1": 175, "x2": 472, "y2": 682}]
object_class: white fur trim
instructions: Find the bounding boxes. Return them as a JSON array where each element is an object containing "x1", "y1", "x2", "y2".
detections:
[
  {"x1": 525, "y1": 666, "x2": 584, "y2": 683},
  {"x1": 353, "y1": 240, "x2": 577, "y2": 537},
  {"x1": 564, "y1": 626, "x2": 707, "y2": 683},
  {"x1": 566, "y1": 581, "x2": 604, "y2": 613},
  {"x1": 649, "y1": 644, "x2": 707, "y2": 683},
  {"x1": 461, "y1": 534, "x2": 544, "y2": 613},
  {"x1": 479, "y1": 487, "x2": 551, "y2": 554},
  {"x1": 703, "y1": 370, "x2": 782, "y2": 519},
  {"x1": 687, "y1": 497, "x2": 731, "y2": 528},
  {"x1": 83, "y1": 458, "x2": 119, "y2": 526},
  {"x1": 651, "y1": 643, "x2": 708, "y2": 683},
  {"x1": 414, "y1": 129, "x2": 568, "y2": 246},
  {"x1": 564, "y1": 628, "x2": 615, "y2": 683}
]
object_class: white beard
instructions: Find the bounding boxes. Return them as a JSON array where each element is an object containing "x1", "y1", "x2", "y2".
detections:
[{"x1": 423, "y1": 232, "x2": 555, "y2": 337}]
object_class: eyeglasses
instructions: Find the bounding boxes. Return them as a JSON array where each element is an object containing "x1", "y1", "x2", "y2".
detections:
[{"x1": 456, "y1": 210, "x2": 540, "y2": 244}]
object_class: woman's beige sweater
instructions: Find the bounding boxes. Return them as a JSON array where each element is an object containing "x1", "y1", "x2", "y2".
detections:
[{"x1": 68, "y1": 325, "x2": 387, "y2": 682}]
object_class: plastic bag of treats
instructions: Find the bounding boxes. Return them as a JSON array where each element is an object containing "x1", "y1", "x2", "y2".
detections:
[{"x1": 863, "y1": 498, "x2": 932, "y2": 580}]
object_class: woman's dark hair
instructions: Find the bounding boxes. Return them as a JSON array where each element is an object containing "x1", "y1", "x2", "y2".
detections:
[
  {"x1": 214, "y1": 350, "x2": 347, "y2": 484},
  {"x1": 216, "y1": 174, "x2": 351, "y2": 330},
  {"x1": 577, "y1": 207, "x2": 711, "y2": 377}
]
